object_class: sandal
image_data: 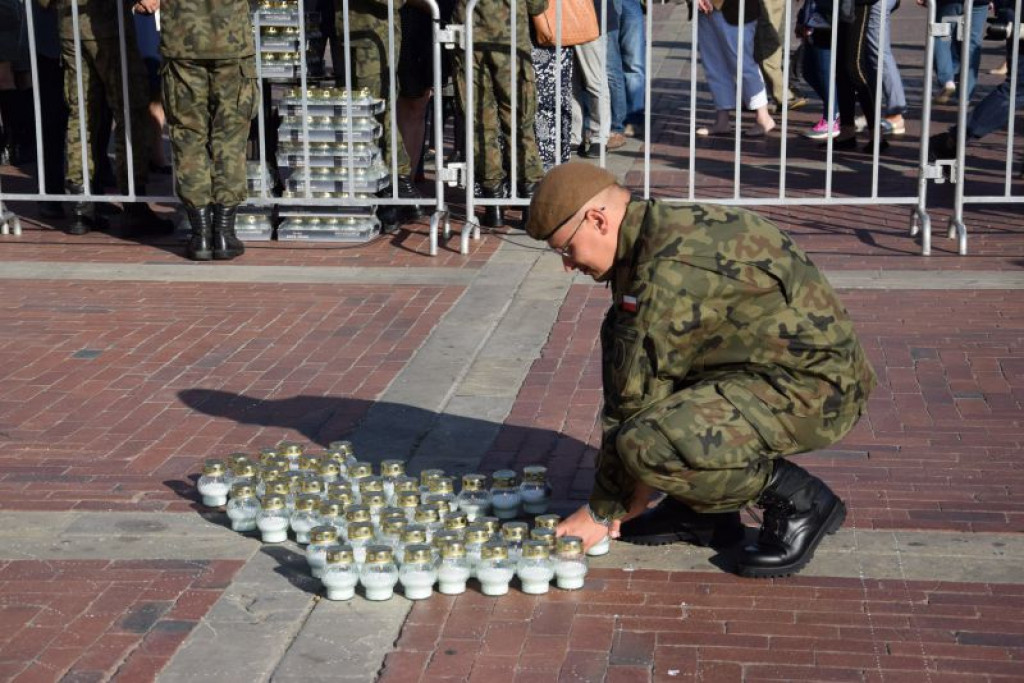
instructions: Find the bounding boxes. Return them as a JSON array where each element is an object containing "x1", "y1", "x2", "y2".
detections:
[{"x1": 696, "y1": 125, "x2": 733, "y2": 137}]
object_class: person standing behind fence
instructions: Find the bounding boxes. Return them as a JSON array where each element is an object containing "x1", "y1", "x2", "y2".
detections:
[
  {"x1": 925, "y1": 0, "x2": 988, "y2": 104},
  {"x1": 158, "y1": 0, "x2": 257, "y2": 261},
  {"x1": 452, "y1": 0, "x2": 547, "y2": 229},
  {"x1": 39, "y1": 0, "x2": 169, "y2": 236},
  {"x1": 341, "y1": 0, "x2": 425, "y2": 233},
  {"x1": 756, "y1": 0, "x2": 808, "y2": 113}
]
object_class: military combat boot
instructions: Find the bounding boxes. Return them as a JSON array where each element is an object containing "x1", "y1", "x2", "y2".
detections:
[
  {"x1": 737, "y1": 459, "x2": 846, "y2": 578},
  {"x1": 396, "y1": 175, "x2": 425, "y2": 221},
  {"x1": 211, "y1": 204, "x2": 245, "y2": 260},
  {"x1": 618, "y1": 496, "x2": 745, "y2": 548},
  {"x1": 479, "y1": 185, "x2": 504, "y2": 228},
  {"x1": 185, "y1": 204, "x2": 213, "y2": 261},
  {"x1": 519, "y1": 182, "x2": 537, "y2": 231},
  {"x1": 65, "y1": 182, "x2": 104, "y2": 236}
]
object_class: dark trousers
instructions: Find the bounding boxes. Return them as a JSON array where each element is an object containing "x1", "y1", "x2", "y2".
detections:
[
  {"x1": 836, "y1": 5, "x2": 877, "y2": 132},
  {"x1": 36, "y1": 54, "x2": 68, "y2": 195}
]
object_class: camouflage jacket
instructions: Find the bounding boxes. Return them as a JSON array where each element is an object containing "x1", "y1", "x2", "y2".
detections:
[
  {"x1": 589, "y1": 200, "x2": 877, "y2": 518},
  {"x1": 452, "y1": 0, "x2": 548, "y2": 55},
  {"x1": 38, "y1": 0, "x2": 133, "y2": 41},
  {"x1": 159, "y1": 0, "x2": 255, "y2": 59}
]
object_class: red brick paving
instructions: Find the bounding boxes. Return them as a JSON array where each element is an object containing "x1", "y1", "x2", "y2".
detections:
[
  {"x1": 379, "y1": 570, "x2": 1024, "y2": 682},
  {"x1": 0, "y1": 281, "x2": 462, "y2": 512},
  {"x1": 0, "y1": 559, "x2": 242, "y2": 682}
]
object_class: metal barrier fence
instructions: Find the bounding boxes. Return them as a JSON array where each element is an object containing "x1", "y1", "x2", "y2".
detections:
[{"x1": 0, "y1": 0, "x2": 1020, "y2": 255}]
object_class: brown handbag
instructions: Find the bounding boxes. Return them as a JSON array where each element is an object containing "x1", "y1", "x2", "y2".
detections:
[{"x1": 532, "y1": 0, "x2": 600, "y2": 47}]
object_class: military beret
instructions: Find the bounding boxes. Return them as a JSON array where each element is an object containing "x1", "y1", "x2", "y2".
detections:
[{"x1": 525, "y1": 162, "x2": 619, "y2": 241}]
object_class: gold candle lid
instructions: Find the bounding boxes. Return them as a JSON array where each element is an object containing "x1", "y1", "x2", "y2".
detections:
[
  {"x1": 530, "y1": 528, "x2": 556, "y2": 547},
  {"x1": 319, "y1": 500, "x2": 344, "y2": 518},
  {"x1": 268, "y1": 481, "x2": 290, "y2": 497},
  {"x1": 202, "y1": 460, "x2": 226, "y2": 476},
  {"x1": 348, "y1": 462, "x2": 373, "y2": 480},
  {"x1": 326, "y1": 545, "x2": 355, "y2": 564},
  {"x1": 481, "y1": 541, "x2": 509, "y2": 560},
  {"x1": 419, "y1": 469, "x2": 445, "y2": 488},
  {"x1": 230, "y1": 483, "x2": 255, "y2": 499},
  {"x1": 262, "y1": 494, "x2": 286, "y2": 511},
  {"x1": 443, "y1": 512, "x2": 468, "y2": 531},
  {"x1": 358, "y1": 476, "x2": 385, "y2": 493},
  {"x1": 381, "y1": 516, "x2": 408, "y2": 537},
  {"x1": 491, "y1": 469, "x2": 518, "y2": 488},
  {"x1": 229, "y1": 453, "x2": 252, "y2": 468},
  {"x1": 556, "y1": 535, "x2": 584, "y2": 554},
  {"x1": 309, "y1": 525, "x2": 338, "y2": 544},
  {"x1": 428, "y1": 477, "x2": 455, "y2": 495},
  {"x1": 380, "y1": 460, "x2": 406, "y2": 478},
  {"x1": 521, "y1": 540, "x2": 550, "y2": 559},
  {"x1": 379, "y1": 507, "x2": 405, "y2": 522},
  {"x1": 464, "y1": 526, "x2": 491, "y2": 545},
  {"x1": 364, "y1": 545, "x2": 394, "y2": 564},
  {"x1": 392, "y1": 476, "x2": 418, "y2": 494},
  {"x1": 301, "y1": 479, "x2": 323, "y2": 496},
  {"x1": 277, "y1": 441, "x2": 304, "y2": 458},
  {"x1": 300, "y1": 454, "x2": 322, "y2": 472},
  {"x1": 477, "y1": 517, "x2": 500, "y2": 535},
  {"x1": 332, "y1": 491, "x2": 355, "y2": 508},
  {"x1": 347, "y1": 521, "x2": 374, "y2": 541},
  {"x1": 440, "y1": 540, "x2": 467, "y2": 559},
  {"x1": 326, "y1": 482, "x2": 353, "y2": 499},
  {"x1": 433, "y1": 529, "x2": 462, "y2": 551},
  {"x1": 271, "y1": 457, "x2": 292, "y2": 474},
  {"x1": 362, "y1": 492, "x2": 387, "y2": 509},
  {"x1": 261, "y1": 467, "x2": 282, "y2": 483},
  {"x1": 501, "y1": 522, "x2": 528, "y2": 542},
  {"x1": 319, "y1": 462, "x2": 340, "y2": 479},
  {"x1": 534, "y1": 514, "x2": 561, "y2": 530},
  {"x1": 401, "y1": 525, "x2": 428, "y2": 544},
  {"x1": 414, "y1": 506, "x2": 439, "y2": 524},
  {"x1": 328, "y1": 440, "x2": 354, "y2": 458},
  {"x1": 460, "y1": 473, "x2": 487, "y2": 492},
  {"x1": 258, "y1": 448, "x2": 278, "y2": 465},
  {"x1": 345, "y1": 505, "x2": 371, "y2": 524},
  {"x1": 403, "y1": 544, "x2": 432, "y2": 564},
  {"x1": 396, "y1": 492, "x2": 420, "y2": 509},
  {"x1": 522, "y1": 465, "x2": 548, "y2": 483},
  {"x1": 294, "y1": 494, "x2": 319, "y2": 512},
  {"x1": 233, "y1": 462, "x2": 257, "y2": 479}
]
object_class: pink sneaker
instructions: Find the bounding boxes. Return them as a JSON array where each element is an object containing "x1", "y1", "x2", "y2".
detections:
[{"x1": 804, "y1": 116, "x2": 839, "y2": 140}]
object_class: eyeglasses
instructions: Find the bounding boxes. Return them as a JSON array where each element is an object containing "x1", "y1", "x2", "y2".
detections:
[{"x1": 550, "y1": 206, "x2": 603, "y2": 259}]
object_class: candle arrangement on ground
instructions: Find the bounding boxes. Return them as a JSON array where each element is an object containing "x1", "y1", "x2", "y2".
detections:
[{"x1": 195, "y1": 440, "x2": 599, "y2": 601}]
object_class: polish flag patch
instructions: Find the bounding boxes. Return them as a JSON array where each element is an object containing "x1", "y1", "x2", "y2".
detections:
[{"x1": 621, "y1": 295, "x2": 638, "y2": 313}]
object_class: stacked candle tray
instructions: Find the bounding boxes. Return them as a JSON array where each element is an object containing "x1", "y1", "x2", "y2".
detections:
[
  {"x1": 275, "y1": 87, "x2": 388, "y2": 242},
  {"x1": 195, "y1": 441, "x2": 603, "y2": 602},
  {"x1": 255, "y1": 3, "x2": 323, "y2": 79}
]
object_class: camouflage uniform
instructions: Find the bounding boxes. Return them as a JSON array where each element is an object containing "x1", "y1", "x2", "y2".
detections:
[
  {"x1": 40, "y1": 0, "x2": 150, "y2": 192},
  {"x1": 338, "y1": 0, "x2": 411, "y2": 177},
  {"x1": 159, "y1": 0, "x2": 258, "y2": 209},
  {"x1": 590, "y1": 200, "x2": 876, "y2": 519},
  {"x1": 451, "y1": 0, "x2": 546, "y2": 192}
]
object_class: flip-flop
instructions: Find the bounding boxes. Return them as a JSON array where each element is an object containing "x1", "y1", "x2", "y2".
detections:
[
  {"x1": 743, "y1": 123, "x2": 775, "y2": 138},
  {"x1": 696, "y1": 126, "x2": 733, "y2": 137}
]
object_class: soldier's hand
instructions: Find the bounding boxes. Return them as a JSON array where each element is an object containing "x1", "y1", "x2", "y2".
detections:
[
  {"x1": 556, "y1": 505, "x2": 611, "y2": 552},
  {"x1": 609, "y1": 482, "x2": 660, "y2": 538},
  {"x1": 132, "y1": 0, "x2": 159, "y2": 14}
]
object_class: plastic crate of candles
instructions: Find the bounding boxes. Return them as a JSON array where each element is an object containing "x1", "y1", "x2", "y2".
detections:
[
  {"x1": 280, "y1": 87, "x2": 385, "y2": 118},
  {"x1": 235, "y1": 208, "x2": 275, "y2": 241},
  {"x1": 277, "y1": 115, "x2": 382, "y2": 144},
  {"x1": 246, "y1": 161, "x2": 274, "y2": 195},
  {"x1": 284, "y1": 164, "x2": 390, "y2": 193},
  {"x1": 255, "y1": 1, "x2": 320, "y2": 27},
  {"x1": 259, "y1": 26, "x2": 321, "y2": 52},
  {"x1": 259, "y1": 52, "x2": 324, "y2": 80},
  {"x1": 276, "y1": 140, "x2": 381, "y2": 169},
  {"x1": 277, "y1": 215, "x2": 380, "y2": 241}
]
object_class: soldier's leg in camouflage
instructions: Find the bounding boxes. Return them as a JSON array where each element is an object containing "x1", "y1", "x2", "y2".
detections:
[
  {"x1": 163, "y1": 59, "x2": 216, "y2": 260},
  {"x1": 209, "y1": 58, "x2": 258, "y2": 260},
  {"x1": 62, "y1": 40, "x2": 106, "y2": 235},
  {"x1": 477, "y1": 52, "x2": 506, "y2": 228},
  {"x1": 614, "y1": 376, "x2": 850, "y2": 576}
]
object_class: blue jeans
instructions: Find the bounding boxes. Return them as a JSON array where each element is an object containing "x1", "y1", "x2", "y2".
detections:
[
  {"x1": 618, "y1": 0, "x2": 646, "y2": 123},
  {"x1": 866, "y1": 0, "x2": 906, "y2": 115},
  {"x1": 966, "y1": 54, "x2": 1024, "y2": 139},
  {"x1": 606, "y1": 0, "x2": 628, "y2": 133},
  {"x1": 933, "y1": 1, "x2": 987, "y2": 98},
  {"x1": 802, "y1": 35, "x2": 838, "y2": 120}
]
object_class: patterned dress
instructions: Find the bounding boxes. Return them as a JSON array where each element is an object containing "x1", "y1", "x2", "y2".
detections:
[{"x1": 531, "y1": 45, "x2": 574, "y2": 170}]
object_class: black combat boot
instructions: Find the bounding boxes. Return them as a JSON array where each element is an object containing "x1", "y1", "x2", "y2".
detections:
[
  {"x1": 618, "y1": 496, "x2": 745, "y2": 548},
  {"x1": 65, "y1": 182, "x2": 103, "y2": 236},
  {"x1": 519, "y1": 182, "x2": 537, "y2": 231},
  {"x1": 397, "y1": 175, "x2": 425, "y2": 221},
  {"x1": 211, "y1": 204, "x2": 245, "y2": 260},
  {"x1": 186, "y1": 204, "x2": 213, "y2": 261},
  {"x1": 479, "y1": 185, "x2": 504, "y2": 228},
  {"x1": 125, "y1": 186, "x2": 175, "y2": 234},
  {"x1": 736, "y1": 459, "x2": 846, "y2": 578}
]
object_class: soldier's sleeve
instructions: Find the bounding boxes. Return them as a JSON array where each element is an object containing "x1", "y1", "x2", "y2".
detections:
[
  {"x1": 526, "y1": 0, "x2": 548, "y2": 17},
  {"x1": 588, "y1": 422, "x2": 634, "y2": 520}
]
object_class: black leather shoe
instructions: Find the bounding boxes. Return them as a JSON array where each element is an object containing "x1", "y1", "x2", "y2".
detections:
[
  {"x1": 186, "y1": 205, "x2": 213, "y2": 261},
  {"x1": 211, "y1": 204, "x2": 245, "y2": 260},
  {"x1": 737, "y1": 460, "x2": 846, "y2": 578},
  {"x1": 479, "y1": 185, "x2": 504, "y2": 228},
  {"x1": 519, "y1": 182, "x2": 538, "y2": 231},
  {"x1": 65, "y1": 183, "x2": 94, "y2": 236},
  {"x1": 618, "y1": 496, "x2": 745, "y2": 548},
  {"x1": 397, "y1": 175, "x2": 425, "y2": 221}
]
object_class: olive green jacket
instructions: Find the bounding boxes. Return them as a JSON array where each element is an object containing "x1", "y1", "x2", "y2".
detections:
[
  {"x1": 590, "y1": 200, "x2": 877, "y2": 518},
  {"x1": 38, "y1": 0, "x2": 131, "y2": 41},
  {"x1": 159, "y1": 0, "x2": 255, "y2": 59},
  {"x1": 452, "y1": 0, "x2": 548, "y2": 55}
]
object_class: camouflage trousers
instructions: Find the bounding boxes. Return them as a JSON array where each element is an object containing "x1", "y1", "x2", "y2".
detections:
[
  {"x1": 162, "y1": 58, "x2": 258, "y2": 208},
  {"x1": 339, "y1": 7, "x2": 412, "y2": 178},
  {"x1": 61, "y1": 38, "x2": 150, "y2": 191},
  {"x1": 452, "y1": 48, "x2": 544, "y2": 192},
  {"x1": 614, "y1": 374, "x2": 863, "y2": 513}
]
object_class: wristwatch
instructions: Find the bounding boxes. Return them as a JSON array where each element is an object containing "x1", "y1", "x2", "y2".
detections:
[{"x1": 585, "y1": 505, "x2": 613, "y2": 528}]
